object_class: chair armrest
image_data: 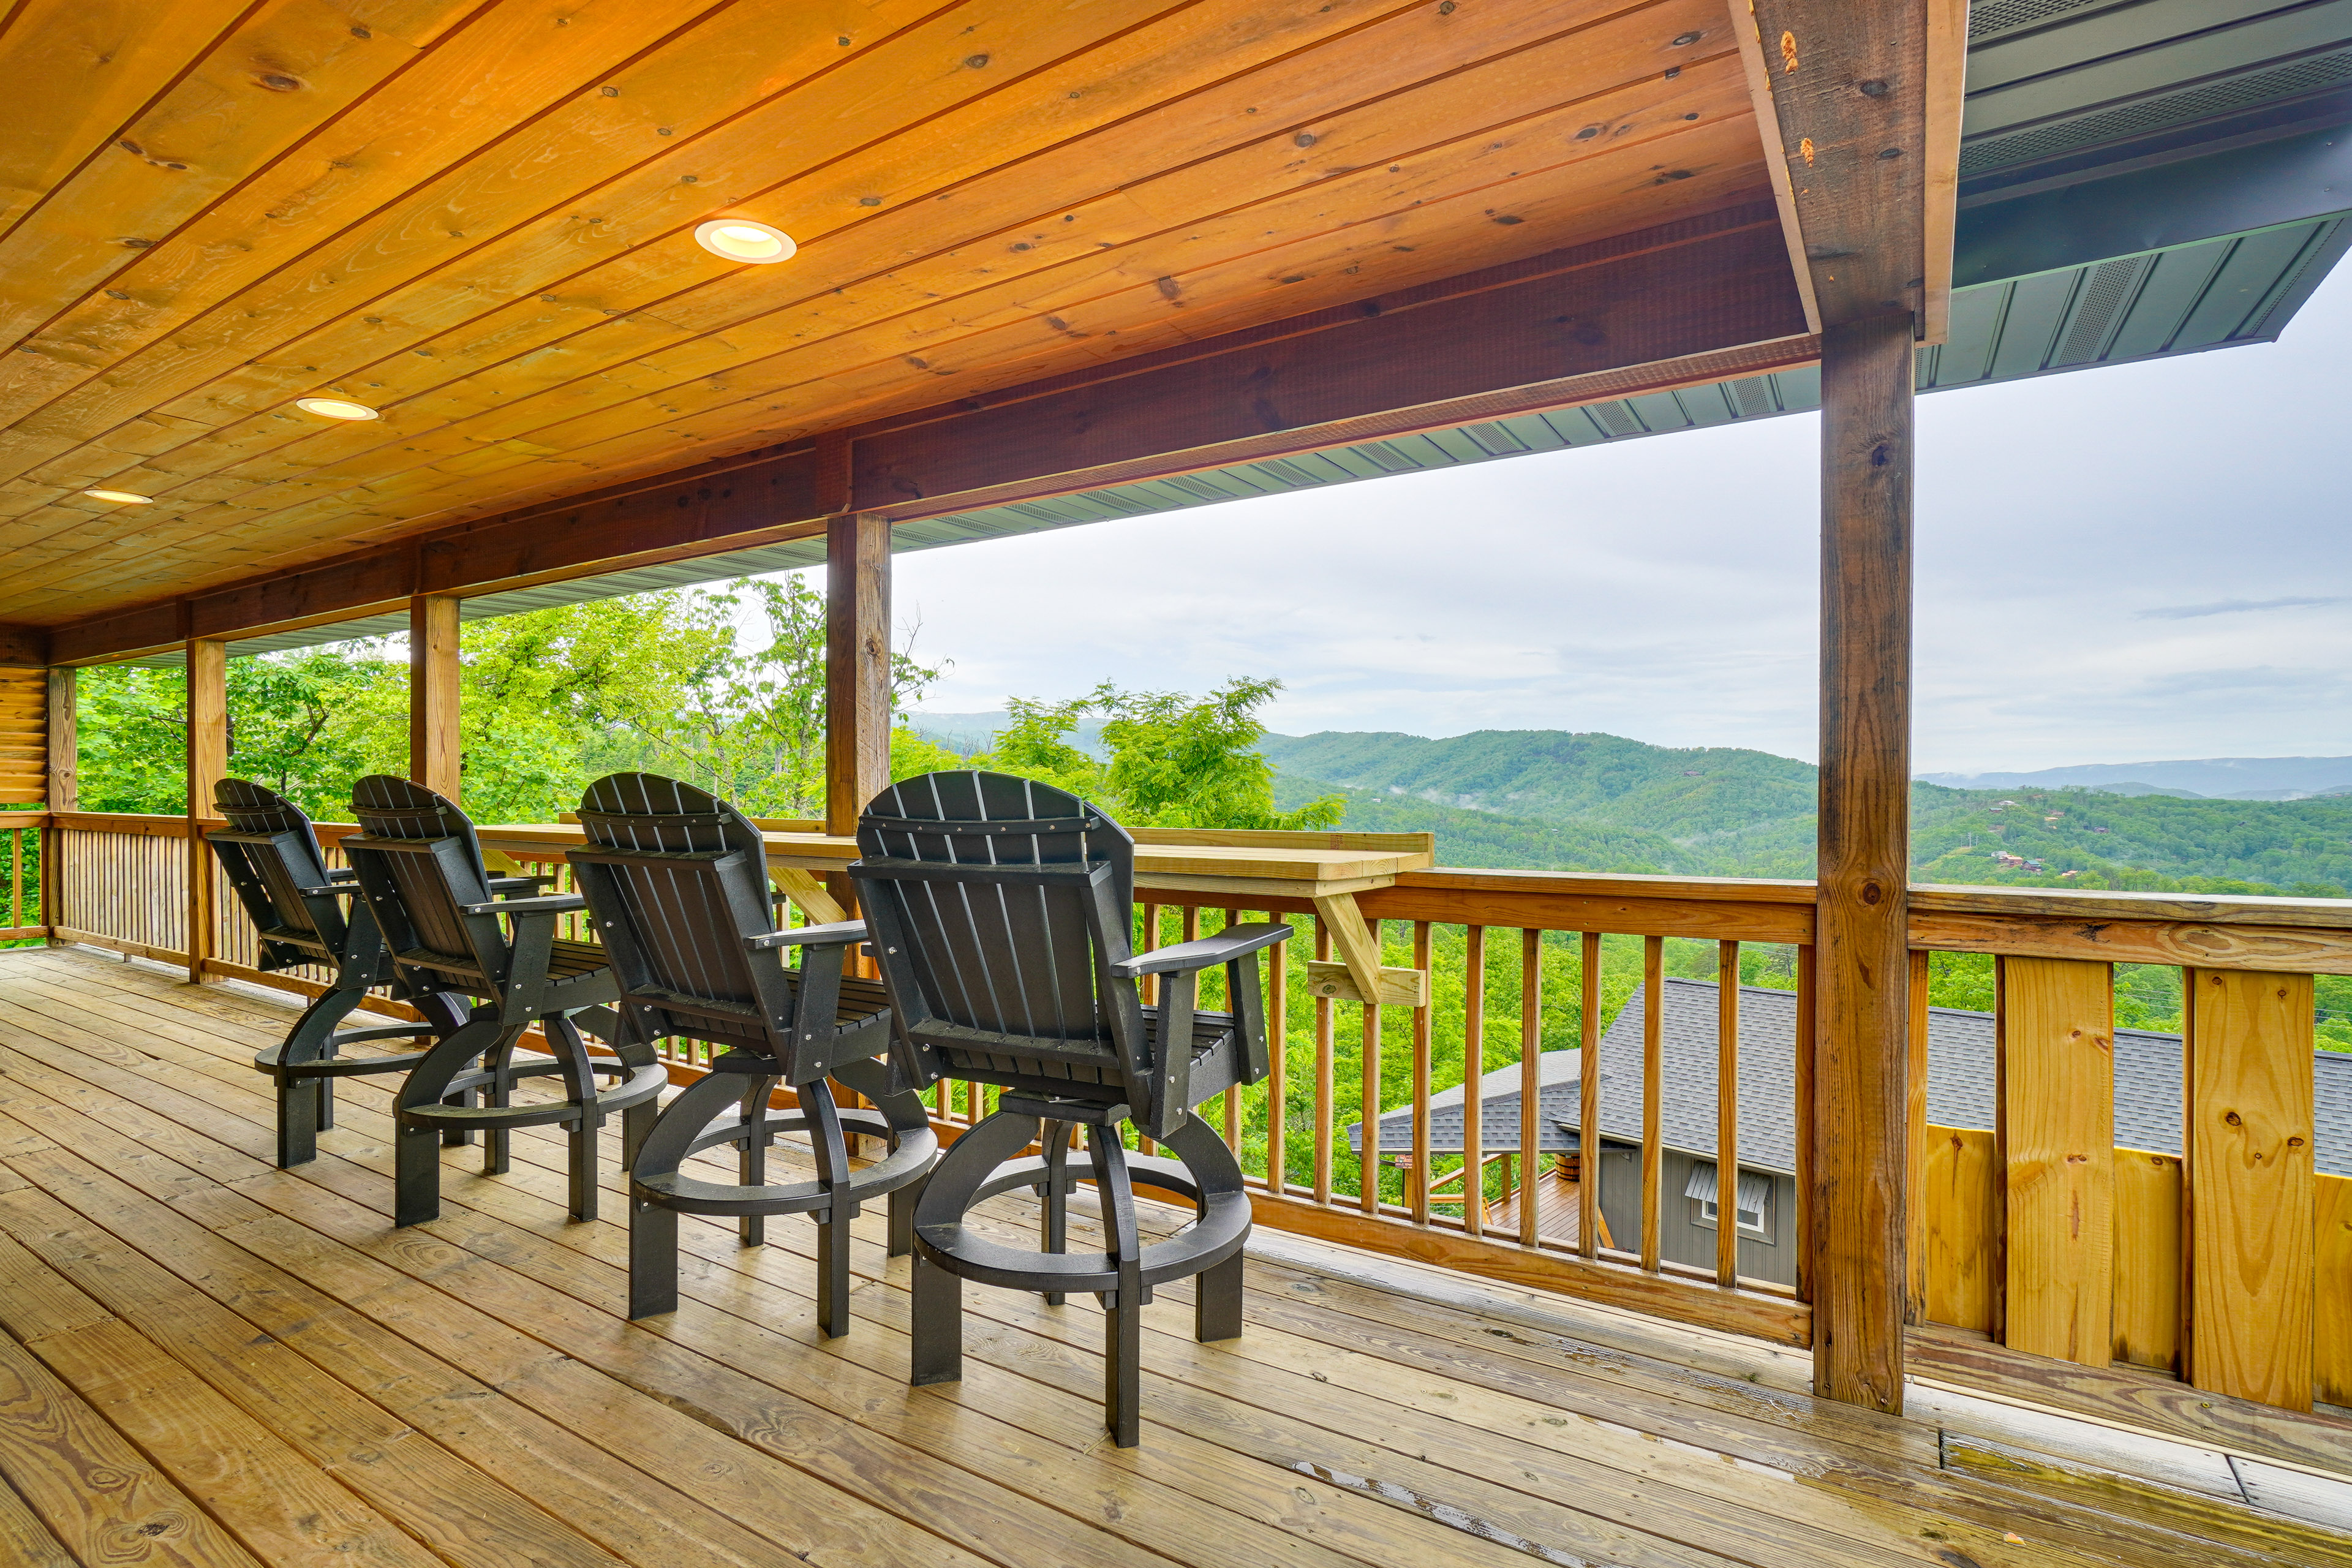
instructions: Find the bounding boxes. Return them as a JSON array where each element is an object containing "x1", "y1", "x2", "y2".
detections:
[
  {"x1": 745, "y1": 919, "x2": 869, "y2": 952},
  {"x1": 1112, "y1": 922, "x2": 1292, "y2": 977},
  {"x1": 459, "y1": 893, "x2": 587, "y2": 916},
  {"x1": 296, "y1": 884, "x2": 366, "y2": 897},
  {"x1": 489, "y1": 874, "x2": 552, "y2": 892},
  {"x1": 326, "y1": 867, "x2": 358, "y2": 882}
]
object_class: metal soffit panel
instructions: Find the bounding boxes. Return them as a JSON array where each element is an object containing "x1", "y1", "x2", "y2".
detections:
[
  {"x1": 170, "y1": 211, "x2": 2348, "y2": 668},
  {"x1": 1960, "y1": 0, "x2": 2352, "y2": 179}
]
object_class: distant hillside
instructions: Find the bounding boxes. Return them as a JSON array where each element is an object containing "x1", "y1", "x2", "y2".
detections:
[
  {"x1": 1919, "y1": 755, "x2": 2352, "y2": 801},
  {"x1": 1267, "y1": 729, "x2": 2352, "y2": 895}
]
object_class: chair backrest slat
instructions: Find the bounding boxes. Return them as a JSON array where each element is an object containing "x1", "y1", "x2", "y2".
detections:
[
  {"x1": 345, "y1": 776, "x2": 500, "y2": 981},
  {"x1": 571, "y1": 773, "x2": 788, "y2": 1051},
  {"x1": 207, "y1": 779, "x2": 342, "y2": 961},
  {"x1": 856, "y1": 771, "x2": 1140, "y2": 1093}
]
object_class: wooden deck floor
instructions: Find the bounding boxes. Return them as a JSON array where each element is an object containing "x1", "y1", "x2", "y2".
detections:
[{"x1": 1, "y1": 947, "x2": 2350, "y2": 1568}]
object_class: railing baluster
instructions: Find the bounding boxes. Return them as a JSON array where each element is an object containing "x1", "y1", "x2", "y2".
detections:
[
  {"x1": 1642, "y1": 934, "x2": 1664, "y2": 1273},
  {"x1": 1410, "y1": 920, "x2": 1433, "y2": 1226},
  {"x1": 1265, "y1": 926, "x2": 1287, "y2": 1196},
  {"x1": 1312, "y1": 913, "x2": 1333, "y2": 1205},
  {"x1": 1795, "y1": 943, "x2": 1816, "y2": 1305},
  {"x1": 1579, "y1": 930, "x2": 1602, "y2": 1261},
  {"x1": 1221, "y1": 907, "x2": 1241, "y2": 1148},
  {"x1": 1463, "y1": 924, "x2": 1486, "y2": 1238},
  {"x1": 1717, "y1": 939, "x2": 1741, "y2": 1289},
  {"x1": 1519, "y1": 928, "x2": 1542, "y2": 1247},
  {"x1": 1361, "y1": 918, "x2": 1381, "y2": 1215}
]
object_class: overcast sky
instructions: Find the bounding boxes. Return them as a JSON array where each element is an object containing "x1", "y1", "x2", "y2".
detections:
[{"x1": 876, "y1": 265, "x2": 2352, "y2": 775}]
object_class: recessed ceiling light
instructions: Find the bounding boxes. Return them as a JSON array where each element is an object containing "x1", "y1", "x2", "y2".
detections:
[
  {"x1": 295, "y1": 395, "x2": 380, "y2": 420},
  {"x1": 83, "y1": 488, "x2": 154, "y2": 504},
  {"x1": 694, "y1": 219, "x2": 795, "y2": 263}
]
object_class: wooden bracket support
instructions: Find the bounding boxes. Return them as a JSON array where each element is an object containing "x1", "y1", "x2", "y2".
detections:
[{"x1": 1311, "y1": 892, "x2": 1428, "y2": 1006}]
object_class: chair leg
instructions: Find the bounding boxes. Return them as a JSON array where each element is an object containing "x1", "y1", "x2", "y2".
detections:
[
  {"x1": 1039, "y1": 1118, "x2": 1070, "y2": 1305},
  {"x1": 275, "y1": 1074, "x2": 320, "y2": 1169},
  {"x1": 802, "y1": 1080, "x2": 854, "y2": 1340},
  {"x1": 910, "y1": 1248, "x2": 963, "y2": 1385},
  {"x1": 1088, "y1": 1125, "x2": 1146, "y2": 1449},
  {"x1": 620, "y1": 1096, "x2": 657, "y2": 1169},
  {"x1": 482, "y1": 1039, "x2": 514, "y2": 1176},
  {"x1": 624, "y1": 1071, "x2": 737, "y2": 1319},
  {"x1": 628, "y1": 1193, "x2": 679, "y2": 1319},
  {"x1": 1195, "y1": 1251, "x2": 1245, "y2": 1343},
  {"x1": 441, "y1": 1077, "x2": 475, "y2": 1146},
  {"x1": 739, "y1": 1076, "x2": 770, "y2": 1247},
  {"x1": 567, "y1": 1110, "x2": 598, "y2": 1224},
  {"x1": 316, "y1": 1074, "x2": 335, "y2": 1133},
  {"x1": 394, "y1": 1118, "x2": 444, "y2": 1228},
  {"x1": 887, "y1": 1179, "x2": 917, "y2": 1259}
]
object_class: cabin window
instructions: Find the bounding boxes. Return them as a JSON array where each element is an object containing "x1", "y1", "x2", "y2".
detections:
[{"x1": 1684, "y1": 1163, "x2": 1773, "y2": 1243}]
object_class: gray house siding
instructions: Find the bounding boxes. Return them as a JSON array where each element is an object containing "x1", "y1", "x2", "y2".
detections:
[{"x1": 1588, "y1": 1144, "x2": 1798, "y2": 1289}]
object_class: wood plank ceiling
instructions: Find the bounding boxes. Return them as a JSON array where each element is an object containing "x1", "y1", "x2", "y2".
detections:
[{"x1": 0, "y1": 0, "x2": 1776, "y2": 628}]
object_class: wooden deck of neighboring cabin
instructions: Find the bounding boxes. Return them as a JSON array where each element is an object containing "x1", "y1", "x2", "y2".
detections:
[{"x1": 0, "y1": 944, "x2": 2348, "y2": 1568}]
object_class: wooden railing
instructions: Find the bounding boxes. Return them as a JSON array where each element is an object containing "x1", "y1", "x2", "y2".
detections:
[{"x1": 29, "y1": 812, "x2": 2352, "y2": 1420}]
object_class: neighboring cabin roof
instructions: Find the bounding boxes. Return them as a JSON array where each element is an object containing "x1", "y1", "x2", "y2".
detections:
[{"x1": 1353, "y1": 978, "x2": 2352, "y2": 1179}]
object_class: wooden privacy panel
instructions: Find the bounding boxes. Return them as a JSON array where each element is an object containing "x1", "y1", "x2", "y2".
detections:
[
  {"x1": 2318, "y1": 1174, "x2": 2352, "y2": 1408},
  {"x1": 2185, "y1": 968, "x2": 2315, "y2": 1411},
  {"x1": 0, "y1": 668, "x2": 45, "y2": 805},
  {"x1": 2111, "y1": 1150, "x2": 2182, "y2": 1373},
  {"x1": 1921, "y1": 1125, "x2": 1997, "y2": 1332},
  {"x1": 1998, "y1": 957, "x2": 2116, "y2": 1365}
]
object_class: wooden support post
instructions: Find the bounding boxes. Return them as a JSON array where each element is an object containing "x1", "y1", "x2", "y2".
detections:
[
  {"x1": 2183, "y1": 967, "x2": 2315, "y2": 1410},
  {"x1": 185, "y1": 638, "x2": 227, "y2": 984},
  {"x1": 45, "y1": 667, "x2": 75, "y2": 811},
  {"x1": 1812, "y1": 311, "x2": 1915, "y2": 1414},
  {"x1": 1997, "y1": 956, "x2": 2116, "y2": 1365},
  {"x1": 409, "y1": 594, "x2": 461, "y2": 799},
  {"x1": 42, "y1": 666, "x2": 74, "y2": 942},
  {"x1": 825, "y1": 512, "x2": 891, "y2": 839}
]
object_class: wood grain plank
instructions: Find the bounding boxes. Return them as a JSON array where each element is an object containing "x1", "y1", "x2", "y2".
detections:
[
  {"x1": 2320, "y1": 1171, "x2": 2352, "y2": 1409},
  {"x1": 2111, "y1": 1148, "x2": 2180, "y2": 1374},
  {"x1": 29, "y1": 1313, "x2": 448, "y2": 1568},
  {"x1": 1921, "y1": 1124, "x2": 1996, "y2": 1333},
  {"x1": 2184, "y1": 968, "x2": 2316, "y2": 1411},
  {"x1": 0, "y1": 1313, "x2": 265, "y2": 1568},
  {"x1": 1998, "y1": 956, "x2": 2115, "y2": 1367},
  {"x1": 0, "y1": 0, "x2": 480, "y2": 360},
  {"x1": 45, "y1": 0, "x2": 1721, "y2": 505}
]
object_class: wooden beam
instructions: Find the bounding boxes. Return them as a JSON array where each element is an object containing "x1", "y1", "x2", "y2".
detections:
[
  {"x1": 1998, "y1": 956, "x2": 2116, "y2": 1367},
  {"x1": 824, "y1": 513, "x2": 890, "y2": 838},
  {"x1": 47, "y1": 211, "x2": 1811, "y2": 664},
  {"x1": 408, "y1": 594, "x2": 461, "y2": 801},
  {"x1": 184, "y1": 637, "x2": 226, "y2": 986},
  {"x1": 0, "y1": 625, "x2": 47, "y2": 665},
  {"x1": 43, "y1": 668, "x2": 74, "y2": 812},
  {"x1": 1741, "y1": 1, "x2": 1939, "y2": 331},
  {"x1": 1811, "y1": 309, "x2": 1915, "y2": 1413},
  {"x1": 2183, "y1": 967, "x2": 2315, "y2": 1411}
]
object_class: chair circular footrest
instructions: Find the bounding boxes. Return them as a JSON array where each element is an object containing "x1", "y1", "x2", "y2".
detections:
[
  {"x1": 914, "y1": 1193, "x2": 1250, "y2": 1295},
  {"x1": 633, "y1": 1121, "x2": 937, "y2": 1218},
  {"x1": 254, "y1": 1046, "x2": 433, "y2": 1080},
  {"x1": 399, "y1": 1062, "x2": 667, "y2": 1131}
]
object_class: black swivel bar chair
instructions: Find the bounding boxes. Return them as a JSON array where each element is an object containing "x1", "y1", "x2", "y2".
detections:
[
  {"x1": 567, "y1": 773, "x2": 939, "y2": 1333},
  {"x1": 341, "y1": 775, "x2": 666, "y2": 1227},
  {"x1": 851, "y1": 769, "x2": 1288, "y2": 1447},
  {"x1": 204, "y1": 778, "x2": 468, "y2": 1167}
]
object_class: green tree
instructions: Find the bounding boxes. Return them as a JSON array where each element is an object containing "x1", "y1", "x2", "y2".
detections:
[{"x1": 977, "y1": 677, "x2": 1342, "y2": 831}]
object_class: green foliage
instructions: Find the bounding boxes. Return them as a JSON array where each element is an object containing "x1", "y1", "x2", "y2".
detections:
[
  {"x1": 976, "y1": 679, "x2": 1343, "y2": 830},
  {"x1": 75, "y1": 576, "x2": 947, "y2": 823}
]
